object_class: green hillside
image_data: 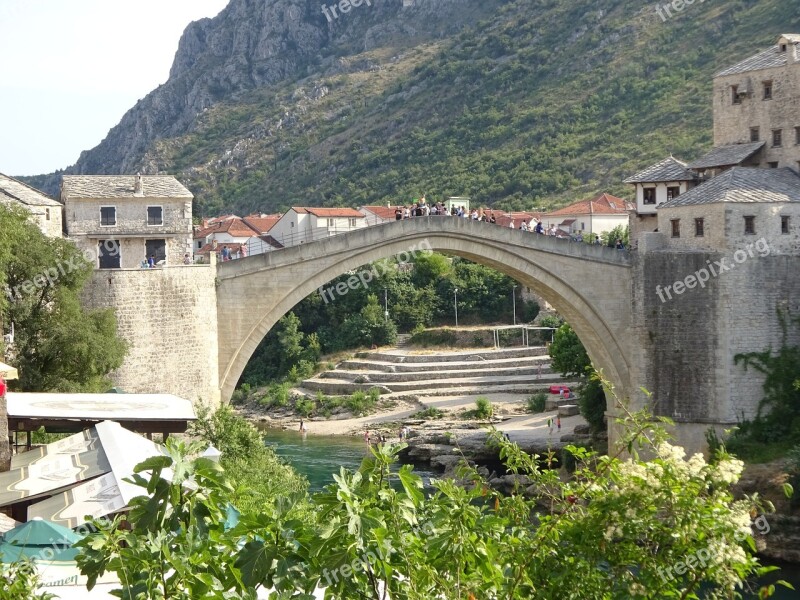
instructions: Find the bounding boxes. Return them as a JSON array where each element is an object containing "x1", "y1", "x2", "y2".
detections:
[{"x1": 28, "y1": 0, "x2": 799, "y2": 217}]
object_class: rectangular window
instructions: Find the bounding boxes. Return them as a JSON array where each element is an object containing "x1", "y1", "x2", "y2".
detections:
[
  {"x1": 146, "y1": 239, "x2": 167, "y2": 264},
  {"x1": 45, "y1": 208, "x2": 51, "y2": 221},
  {"x1": 750, "y1": 127, "x2": 760, "y2": 142},
  {"x1": 671, "y1": 219, "x2": 680, "y2": 238},
  {"x1": 643, "y1": 188, "x2": 656, "y2": 205},
  {"x1": 100, "y1": 206, "x2": 116, "y2": 226},
  {"x1": 768, "y1": 161, "x2": 779, "y2": 169},
  {"x1": 731, "y1": 85, "x2": 741, "y2": 104},
  {"x1": 326, "y1": 218, "x2": 334, "y2": 227},
  {"x1": 744, "y1": 215, "x2": 756, "y2": 235},
  {"x1": 773, "y1": 129, "x2": 782, "y2": 147},
  {"x1": 147, "y1": 206, "x2": 163, "y2": 226},
  {"x1": 695, "y1": 218, "x2": 704, "y2": 237},
  {"x1": 349, "y1": 218, "x2": 357, "y2": 227},
  {"x1": 98, "y1": 240, "x2": 120, "y2": 269},
  {"x1": 796, "y1": 126, "x2": 800, "y2": 145},
  {"x1": 667, "y1": 186, "x2": 681, "y2": 201},
  {"x1": 782, "y1": 216, "x2": 790, "y2": 235},
  {"x1": 763, "y1": 81, "x2": 773, "y2": 100},
  {"x1": 580, "y1": 222, "x2": 585, "y2": 231}
]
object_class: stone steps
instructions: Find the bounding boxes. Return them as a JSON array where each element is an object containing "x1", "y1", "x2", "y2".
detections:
[
  {"x1": 320, "y1": 365, "x2": 558, "y2": 383},
  {"x1": 355, "y1": 346, "x2": 547, "y2": 364},
  {"x1": 305, "y1": 373, "x2": 571, "y2": 395},
  {"x1": 338, "y1": 354, "x2": 549, "y2": 372}
]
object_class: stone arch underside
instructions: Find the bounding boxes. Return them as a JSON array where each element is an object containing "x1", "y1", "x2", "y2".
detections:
[{"x1": 216, "y1": 225, "x2": 634, "y2": 416}]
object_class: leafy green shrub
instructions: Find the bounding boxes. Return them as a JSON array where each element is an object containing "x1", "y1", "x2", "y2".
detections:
[
  {"x1": 230, "y1": 389, "x2": 246, "y2": 405},
  {"x1": 345, "y1": 390, "x2": 378, "y2": 416},
  {"x1": 526, "y1": 392, "x2": 547, "y2": 413},
  {"x1": 412, "y1": 407, "x2": 445, "y2": 419},
  {"x1": 367, "y1": 387, "x2": 381, "y2": 403},
  {"x1": 475, "y1": 396, "x2": 493, "y2": 419},
  {"x1": 262, "y1": 382, "x2": 292, "y2": 409},
  {"x1": 295, "y1": 397, "x2": 315, "y2": 417},
  {"x1": 410, "y1": 328, "x2": 458, "y2": 347},
  {"x1": 578, "y1": 375, "x2": 607, "y2": 433}
]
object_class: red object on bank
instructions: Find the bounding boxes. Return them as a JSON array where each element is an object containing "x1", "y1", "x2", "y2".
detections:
[{"x1": 0, "y1": 376, "x2": 6, "y2": 398}]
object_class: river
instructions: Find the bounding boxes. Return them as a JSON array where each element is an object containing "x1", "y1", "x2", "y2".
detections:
[{"x1": 262, "y1": 428, "x2": 437, "y2": 493}]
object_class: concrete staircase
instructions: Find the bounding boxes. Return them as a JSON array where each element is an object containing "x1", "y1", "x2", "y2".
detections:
[{"x1": 302, "y1": 346, "x2": 576, "y2": 398}]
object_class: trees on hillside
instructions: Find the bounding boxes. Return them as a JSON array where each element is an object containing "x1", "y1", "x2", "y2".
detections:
[{"x1": 0, "y1": 204, "x2": 127, "y2": 392}]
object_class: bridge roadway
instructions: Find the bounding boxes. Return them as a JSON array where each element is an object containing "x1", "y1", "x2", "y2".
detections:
[{"x1": 215, "y1": 217, "x2": 636, "y2": 417}]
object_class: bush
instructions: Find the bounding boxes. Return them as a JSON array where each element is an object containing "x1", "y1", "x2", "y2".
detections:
[
  {"x1": 295, "y1": 397, "x2": 315, "y2": 417},
  {"x1": 412, "y1": 407, "x2": 445, "y2": 419},
  {"x1": 345, "y1": 390, "x2": 378, "y2": 416},
  {"x1": 261, "y1": 382, "x2": 292, "y2": 409},
  {"x1": 410, "y1": 328, "x2": 458, "y2": 347},
  {"x1": 526, "y1": 392, "x2": 547, "y2": 413},
  {"x1": 578, "y1": 375, "x2": 607, "y2": 433},
  {"x1": 367, "y1": 387, "x2": 381, "y2": 403},
  {"x1": 475, "y1": 396, "x2": 494, "y2": 419}
]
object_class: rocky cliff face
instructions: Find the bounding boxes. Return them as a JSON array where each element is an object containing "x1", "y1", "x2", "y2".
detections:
[{"x1": 67, "y1": 0, "x2": 487, "y2": 177}]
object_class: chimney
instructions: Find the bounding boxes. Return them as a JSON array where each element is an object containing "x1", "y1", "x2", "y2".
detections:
[{"x1": 134, "y1": 173, "x2": 143, "y2": 196}]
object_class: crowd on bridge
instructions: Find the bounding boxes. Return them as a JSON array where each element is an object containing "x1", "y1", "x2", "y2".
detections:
[{"x1": 394, "y1": 199, "x2": 626, "y2": 249}]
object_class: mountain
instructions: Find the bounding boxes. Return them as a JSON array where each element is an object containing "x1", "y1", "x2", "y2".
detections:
[{"x1": 24, "y1": 0, "x2": 799, "y2": 217}]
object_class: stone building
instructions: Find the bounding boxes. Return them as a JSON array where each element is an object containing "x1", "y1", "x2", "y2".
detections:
[
  {"x1": 61, "y1": 174, "x2": 193, "y2": 269},
  {"x1": 711, "y1": 34, "x2": 800, "y2": 171},
  {"x1": 0, "y1": 173, "x2": 63, "y2": 238},
  {"x1": 624, "y1": 157, "x2": 698, "y2": 237},
  {"x1": 625, "y1": 35, "x2": 800, "y2": 448}
]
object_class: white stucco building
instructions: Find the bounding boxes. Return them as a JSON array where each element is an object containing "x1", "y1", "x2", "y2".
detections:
[{"x1": 269, "y1": 207, "x2": 367, "y2": 247}]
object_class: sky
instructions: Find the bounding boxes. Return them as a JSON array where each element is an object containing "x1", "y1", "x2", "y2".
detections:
[{"x1": 0, "y1": 0, "x2": 230, "y2": 176}]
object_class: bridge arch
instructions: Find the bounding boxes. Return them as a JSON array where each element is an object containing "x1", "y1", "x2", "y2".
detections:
[{"x1": 215, "y1": 218, "x2": 634, "y2": 416}]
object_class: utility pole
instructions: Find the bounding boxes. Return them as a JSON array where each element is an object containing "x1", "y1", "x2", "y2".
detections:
[
  {"x1": 454, "y1": 288, "x2": 458, "y2": 327},
  {"x1": 384, "y1": 288, "x2": 389, "y2": 323},
  {"x1": 512, "y1": 285, "x2": 517, "y2": 325}
]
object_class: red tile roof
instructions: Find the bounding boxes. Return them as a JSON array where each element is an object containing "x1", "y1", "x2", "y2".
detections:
[
  {"x1": 546, "y1": 193, "x2": 631, "y2": 217},
  {"x1": 360, "y1": 206, "x2": 401, "y2": 220},
  {"x1": 242, "y1": 214, "x2": 281, "y2": 233},
  {"x1": 194, "y1": 216, "x2": 260, "y2": 239},
  {"x1": 292, "y1": 206, "x2": 365, "y2": 218}
]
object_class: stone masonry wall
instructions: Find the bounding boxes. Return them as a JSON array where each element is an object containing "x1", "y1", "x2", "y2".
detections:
[
  {"x1": 81, "y1": 265, "x2": 220, "y2": 406},
  {"x1": 635, "y1": 248, "x2": 800, "y2": 428},
  {"x1": 713, "y1": 60, "x2": 800, "y2": 170},
  {"x1": 65, "y1": 197, "x2": 193, "y2": 268}
]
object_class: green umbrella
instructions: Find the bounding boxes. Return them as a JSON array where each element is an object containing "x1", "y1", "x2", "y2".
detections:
[{"x1": 0, "y1": 518, "x2": 84, "y2": 563}]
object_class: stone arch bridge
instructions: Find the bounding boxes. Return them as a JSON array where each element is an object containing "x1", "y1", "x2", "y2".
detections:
[{"x1": 215, "y1": 218, "x2": 641, "y2": 433}]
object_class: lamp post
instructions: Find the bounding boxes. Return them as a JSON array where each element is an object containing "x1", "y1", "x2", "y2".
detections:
[
  {"x1": 384, "y1": 288, "x2": 389, "y2": 323},
  {"x1": 512, "y1": 285, "x2": 517, "y2": 325},
  {"x1": 454, "y1": 288, "x2": 459, "y2": 328}
]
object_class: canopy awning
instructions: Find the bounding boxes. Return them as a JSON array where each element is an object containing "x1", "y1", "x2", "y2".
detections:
[
  {"x1": 0, "y1": 362, "x2": 18, "y2": 380},
  {"x1": 7, "y1": 392, "x2": 196, "y2": 435}
]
